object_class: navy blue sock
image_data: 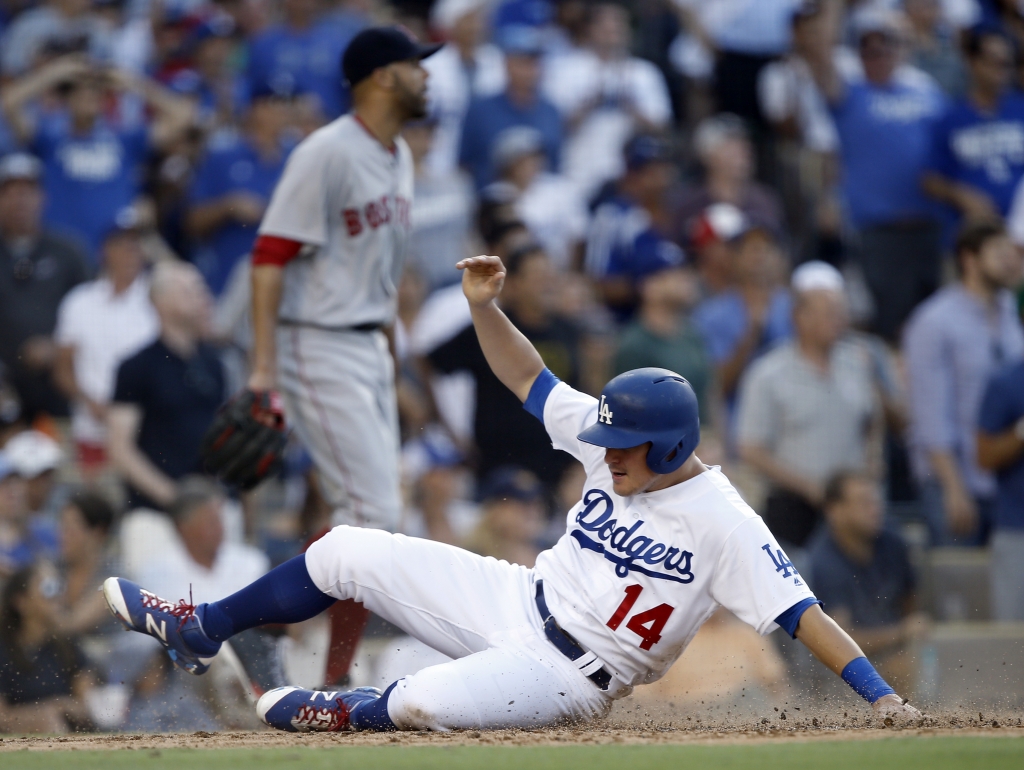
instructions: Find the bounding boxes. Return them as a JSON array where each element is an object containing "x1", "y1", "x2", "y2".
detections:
[
  {"x1": 199, "y1": 554, "x2": 336, "y2": 642},
  {"x1": 350, "y1": 682, "x2": 398, "y2": 731}
]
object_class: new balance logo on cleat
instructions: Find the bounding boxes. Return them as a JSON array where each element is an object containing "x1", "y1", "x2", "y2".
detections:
[
  {"x1": 145, "y1": 613, "x2": 168, "y2": 642},
  {"x1": 140, "y1": 589, "x2": 184, "y2": 615}
]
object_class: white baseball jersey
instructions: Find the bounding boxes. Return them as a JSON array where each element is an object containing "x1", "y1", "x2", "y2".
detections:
[
  {"x1": 259, "y1": 114, "x2": 414, "y2": 328},
  {"x1": 533, "y1": 380, "x2": 816, "y2": 694}
]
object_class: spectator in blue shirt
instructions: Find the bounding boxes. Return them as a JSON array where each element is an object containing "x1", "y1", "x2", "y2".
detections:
[
  {"x1": 693, "y1": 220, "x2": 792, "y2": 404},
  {"x1": 923, "y1": 26, "x2": 1024, "y2": 223},
  {"x1": 185, "y1": 78, "x2": 297, "y2": 297},
  {"x1": 903, "y1": 221, "x2": 1024, "y2": 546},
  {"x1": 164, "y1": 12, "x2": 249, "y2": 131},
  {"x1": 977, "y1": 361, "x2": 1024, "y2": 620},
  {"x1": 459, "y1": 25, "x2": 562, "y2": 190},
  {"x1": 583, "y1": 135, "x2": 685, "y2": 321},
  {"x1": 246, "y1": 0, "x2": 364, "y2": 120},
  {"x1": 812, "y1": 10, "x2": 946, "y2": 343},
  {"x1": 0, "y1": 56, "x2": 195, "y2": 266}
]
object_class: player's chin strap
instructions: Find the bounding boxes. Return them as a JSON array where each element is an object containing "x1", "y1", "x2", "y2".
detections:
[{"x1": 535, "y1": 580, "x2": 612, "y2": 691}]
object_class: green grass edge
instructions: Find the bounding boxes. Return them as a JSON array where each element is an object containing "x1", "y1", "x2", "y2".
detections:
[{"x1": 2, "y1": 735, "x2": 1024, "y2": 770}]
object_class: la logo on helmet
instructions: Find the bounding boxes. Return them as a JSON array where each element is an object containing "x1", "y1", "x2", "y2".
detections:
[{"x1": 598, "y1": 395, "x2": 613, "y2": 425}]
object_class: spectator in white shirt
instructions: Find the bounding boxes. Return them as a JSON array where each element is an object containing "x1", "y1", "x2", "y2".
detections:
[
  {"x1": 485, "y1": 125, "x2": 588, "y2": 271},
  {"x1": 543, "y1": 2, "x2": 672, "y2": 199},
  {"x1": 52, "y1": 208, "x2": 158, "y2": 475},
  {"x1": 424, "y1": 0, "x2": 507, "y2": 176},
  {"x1": 128, "y1": 476, "x2": 268, "y2": 607}
]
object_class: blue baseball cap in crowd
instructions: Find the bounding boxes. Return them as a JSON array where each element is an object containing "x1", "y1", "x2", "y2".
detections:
[
  {"x1": 103, "y1": 205, "x2": 145, "y2": 243},
  {"x1": 624, "y1": 134, "x2": 673, "y2": 171},
  {"x1": 479, "y1": 466, "x2": 544, "y2": 503},
  {"x1": 492, "y1": 125, "x2": 545, "y2": 172},
  {"x1": 250, "y1": 72, "x2": 306, "y2": 101},
  {"x1": 628, "y1": 232, "x2": 687, "y2": 280},
  {"x1": 191, "y1": 12, "x2": 236, "y2": 46},
  {"x1": 497, "y1": 24, "x2": 546, "y2": 56},
  {"x1": 792, "y1": 0, "x2": 822, "y2": 23},
  {"x1": 493, "y1": 0, "x2": 553, "y2": 29},
  {"x1": 342, "y1": 26, "x2": 443, "y2": 88}
]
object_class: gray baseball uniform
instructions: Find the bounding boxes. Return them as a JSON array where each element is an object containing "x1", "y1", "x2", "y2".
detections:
[{"x1": 259, "y1": 114, "x2": 414, "y2": 529}]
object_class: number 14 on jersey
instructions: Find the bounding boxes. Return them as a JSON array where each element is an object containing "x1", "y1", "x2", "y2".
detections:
[{"x1": 606, "y1": 584, "x2": 675, "y2": 651}]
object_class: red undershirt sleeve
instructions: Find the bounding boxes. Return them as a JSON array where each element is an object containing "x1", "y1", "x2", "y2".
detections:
[{"x1": 251, "y1": 234, "x2": 304, "y2": 267}]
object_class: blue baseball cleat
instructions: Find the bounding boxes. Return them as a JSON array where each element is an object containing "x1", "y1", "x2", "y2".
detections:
[
  {"x1": 102, "y1": 577, "x2": 221, "y2": 675},
  {"x1": 257, "y1": 686, "x2": 383, "y2": 732}
]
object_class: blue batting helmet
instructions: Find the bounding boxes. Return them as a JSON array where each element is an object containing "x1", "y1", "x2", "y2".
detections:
[{"x1": 577, "y1": 368, "x2": 700, "y2": 474}]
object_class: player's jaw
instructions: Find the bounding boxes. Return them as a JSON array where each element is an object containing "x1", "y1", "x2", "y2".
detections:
[
  {"x1": 604, "y1": 444, "x2": 658, "y2": 496},
  {"x1": 392, "y1": 60, "x2": 430, "y2": 121}
]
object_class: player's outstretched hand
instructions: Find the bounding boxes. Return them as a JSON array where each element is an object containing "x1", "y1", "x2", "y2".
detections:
[
  {"x1": 457, "y1": 255, "x2": 506, "y2": 307},
  {"x1": 872, "y1": 694, "x2": 925, "y2": 727}
]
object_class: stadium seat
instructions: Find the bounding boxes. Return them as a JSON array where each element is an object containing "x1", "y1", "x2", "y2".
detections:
[{"x1": 918, "y1": 548, "x2": 992, "y2": 622}]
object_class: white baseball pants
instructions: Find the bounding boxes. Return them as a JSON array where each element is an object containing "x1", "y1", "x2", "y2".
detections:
[
  {"x1": 304, "y1": 526, "x2": 613, "y2": 731},
  {"x1": 277, "y1": 325, "x2": 401, "y2": 531}
]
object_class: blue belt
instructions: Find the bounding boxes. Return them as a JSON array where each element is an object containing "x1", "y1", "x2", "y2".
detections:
[{"x1": 534, "y1": 580, "x2": 612, "y2": 691}]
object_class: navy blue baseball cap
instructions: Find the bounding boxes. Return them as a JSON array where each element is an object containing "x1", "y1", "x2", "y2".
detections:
[
  {"x1": 250, "y1": 72, "x2": 306, "y2": 101},
  {"x1": 342, "y1": 26, "x2": 443, "y2": 88},
  {"x1": 628, "y1": 232, "x2": 686, "y2": 279},
  {"x1": 479, "y1": 466, "x2": 543, "y2": 503},
  {"x1": 624, "y1": 134, "x2": 672, "y2": 171},
  {"x1": 192, "y1": 12, "x2": 236, "y2": 45},
  {"x1": 103, "y1": 206, "x2": 145, "y2": 243}
]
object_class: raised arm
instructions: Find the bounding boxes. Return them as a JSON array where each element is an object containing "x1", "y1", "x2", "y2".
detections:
[
  {"x1": 109, "y1": 68, "x2": 196, "y2": 150},
  {"x1": 0, "y1": 55, "x2": 91, "y2": 144},
  {"x1": 457, "y1": 255, "x2": 545, "y2": 403}
]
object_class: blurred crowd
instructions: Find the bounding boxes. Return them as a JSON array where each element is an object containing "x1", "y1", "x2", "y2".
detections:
[{"x1": 1, "y1": 0, "x2": 1024, "y2": 732}]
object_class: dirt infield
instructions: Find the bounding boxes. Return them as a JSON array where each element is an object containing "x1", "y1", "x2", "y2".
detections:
[{"x1": 1, "y1": 709, "x2": 1021, "y2": 752}]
